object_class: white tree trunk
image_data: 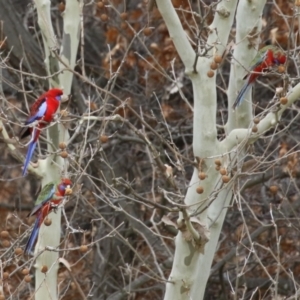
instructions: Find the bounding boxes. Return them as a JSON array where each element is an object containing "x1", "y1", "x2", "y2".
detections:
[
  {"x1": 156, "y1": 0, "x2": 274, "y2": 299},
  {"x1": 32, "y1": 0, "x2": 82, "y2": 299}
]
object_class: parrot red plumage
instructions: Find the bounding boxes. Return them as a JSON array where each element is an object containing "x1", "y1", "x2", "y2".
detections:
[
  {"x1": 19, "y1": 88, "x2": 63, "y2": 176},
  {"x1": 233, "y1": 46, "x2": 286, "y2": 109},
  {"x1": 25, "y1": 178, "x2": 72, "y2": 255}
]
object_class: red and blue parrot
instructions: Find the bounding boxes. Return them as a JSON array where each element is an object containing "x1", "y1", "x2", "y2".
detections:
[
  {"x1": 19, "y1": 88, "x2": 63, "y2": 176},
  {"x1": 25, "y1": 178, "x2": 72, "y2": 255},
  {"x1": 233, "y1": 45, "x2": 286, "y2": 109}
]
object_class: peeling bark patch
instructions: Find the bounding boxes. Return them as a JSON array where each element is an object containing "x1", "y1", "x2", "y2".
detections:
[
  {"x1": 61, "y1": 33, "x2": 71, "y2": 60},
  {"x1": 180, "y1": 282, "x2": 191, "y2": 295},
  {"x1": 184, "y1": 241, "x2": 195, "y2": 266}
]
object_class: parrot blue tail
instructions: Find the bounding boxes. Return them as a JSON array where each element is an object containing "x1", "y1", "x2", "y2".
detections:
[
  {"x1": 25, "y1": 218, "x2": 40, "y2": 255},
  {"x1": 232, "y1": 82, "x2": 253, "y2": 109},
  {"x1": 22, "y1": 140, "x2": 37, "y2": 176}
]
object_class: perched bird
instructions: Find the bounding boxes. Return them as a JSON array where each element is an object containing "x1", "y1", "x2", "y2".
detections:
[
  {"x1": 19, "y1": 88, "x2": 63, "y2": 176},
  {"x1": 25, "y1": 178, "x2": 72, "y2": 255},
  {"x1": 233, "y1": 45, "x2": 286, "y2": 109}
]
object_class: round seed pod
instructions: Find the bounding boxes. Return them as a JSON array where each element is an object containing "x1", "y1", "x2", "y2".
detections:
[
  {"x1": 280, "y1": 97, "x2": 288, "y2": 105},
  {"x1": 143, "y1": 27, "x2": 153, "y2": 36},
  {"x1": 44, "y1": 218, "x2": 52, "y2": 226},
  {"x1": 210, "y1": 61, "x2": 218, "y2": 70},
  {"x1": 252, "y1": 125, "x2": 258, "y2": 133},
  {"x1": 222, "y1": 175, "x2": 230, "y2": 183},
  {"x1": 120, "y1": 12, "x2": 128, "y2": 20},
  {"x1": 59, "y1": 142, "x2": 67, "y2": 150},
  {"x1": 60, "y1": 151, "x2": 68, "y2": 158},
  {"x1": 15, "y1": 248, "x2": 23, "y2": 256},
  {"x1": 214, "y1": 55, "x2": 222, "y2": 64},
  {"x1": 41, "y1": 265, "x2": 48, "y2": 274},
  {"x1": 21, "y1": 268, "x2": 30, "y2": 276},
  {"x1": 277, "y1": 65, "x2": 285, "y2": 73},
  {"x1": 80, "y1": 245, "x2": 88, "y2": 253},
  {"x1": 198, "y1": 172, "x2": 206, "y2": 180},
  {"x1": 253, "y1": 118, "x2": 260, "y2": 124},
  {"x1": 2, "y1": 240, "x2": 10, "y2": 247},
  {"x1": 100, "y1": 14, "x2": 108, "y2": 22},
  {"x1": 214, "y1": 159, "x2": 221, "y2": 166},
  {"x1": 207, "y1": 70, "x2": 214, "y2": 78},
  {"x1": 100, "y1": 135, "x2": 109, "y2": 143},
  {"x1": 269, "y1": 185, "x2": 278, "y2": 195},
  {"x1": 219, "y1": 168, "x2": 227, "y2": 176},
  {"x1": 24, "y1": 275, "x2": 31, "y2": 283},
  {"x1": 0, "y1": 231, "x2": 9, "y2": 239},
  {"x1": 196, "y1": 186, "x2": 204, "y2": 194}
]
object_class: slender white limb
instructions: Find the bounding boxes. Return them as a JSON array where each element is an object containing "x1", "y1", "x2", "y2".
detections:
[
  {"x1": 156, "y1": 0, "x2": 196, "y2": 73},
  {"x1": 222, "y1": 81, "x2": 300, "y2": 151},
  {"x1": 33, "y1": 0, "x2": 60, "y2": 87},
  {"x1": 33, "y1": 1, "x2": 81, "y2": 299},
  {"x1": 226, "y1": 0, "x2": 267, "y2": 133}
]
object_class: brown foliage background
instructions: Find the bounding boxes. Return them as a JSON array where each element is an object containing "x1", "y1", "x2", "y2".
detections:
[{"x1": 0, "y1": 0, "x2": 299, "y2": 299}]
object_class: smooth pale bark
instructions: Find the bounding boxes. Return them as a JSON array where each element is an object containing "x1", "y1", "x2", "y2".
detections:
[
  {"x1": 156, "y1": 0, "x2": 288, "y2": 299},
  {"x1": 32, "y1": 0, "x2": 81, "y2": 299},
  {"x1": 157, "y1": 0, "x2": 238, "y2": 299},
  {"x1": 227, "y1": 0, "x2": 267, "y2": 133}
]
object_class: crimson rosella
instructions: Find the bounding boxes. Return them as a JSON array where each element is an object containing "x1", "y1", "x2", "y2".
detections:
[
  {"x1": 25, "y1": 178, "x2": 72, "y2": 255},
  {"x1": 19, "y1": 88, "x2": 63, "y2": 176},
  {"x1": 233, "y1": 45, "x2": 286, "y2": 109}
]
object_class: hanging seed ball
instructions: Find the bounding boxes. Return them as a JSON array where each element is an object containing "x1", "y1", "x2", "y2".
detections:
[
  {"x1": 215, "y1": 165, "x2": 220, "y2": 171},
  {"x1": 22, "y1": 268, "x2": 30, "y2": 276},
  {"x1": 65, "y1": 187, "x2": 73, "y2": 195},
  {"x1": 60, "y1": 109, "x2": 69, "y2": 117},
  {"x1": 59, "y1": 142, "x2": 67, "y2": 150},
  {"x1": 277, "y1": 65, "x2": 285, "y2": 73},
  {"x1": 280, "y1": 97, "x2": 288, "y2": 105},
  {"x1": 296, "y1": 0, "x2": 300, "y2": 6},
  {"x1": 219, "y1": 168, "x2": 227, "y2": 176},
  {"x1": 253, "y1": 117, "x2": 260, "y2": 124},
  {"x1": 2, "y1": 240, "x2": 10, "y2": 248},
  {"x1": 210, "y1": 61, "x2": 218, "y2": 70},
  {"x1": 214, "y1": 159, "x2": 222, "y2": 166},
  {"x1": 196, "y1": 186, "x2": 204, "y2": 194},
  {"x1": 121, "y1": 22, "x2": 128, "y2": 30},
  {"x1": 198, "y1": 172, "x2": 206, "y2": 180},
  {"x1": 120, "y1": 12, "x2": 128, "y2": 20},
  {"x1": 207, "y1": 70, "x2": 214, "y2": 78},
  {"x1": 80, "y1": 245, "x2": 88, "y2": 253},
  {"x1": 252, "y1": 125, "x2": 258, "y2": 133},
  {"x1": 3, "y1": 272, "x2": 9, "y2": 280},
  {"x1": 41, "y1": 265, "x2": 48, "y2": 274},
  {"x1": 214, "y1": 55, "x2": 222, "y2": 64},
  {"x1": 100, "y1": 14, "x2": 108, "y2": 22},
  {"x1": 44, "y1": 218, "x2": 52, "y2": 226},
  {"x1": 0, "y1": 231, "x2": 9, "y2": 239},
  {"x1": 143, "y1": 27, "x2": 153, "y2": 36},
  {"x1": 269, "y1": 185, "x2": 278, "y2": 195},
  {"x1": 97, "y1": 1, "x2": 104, "y2": 8},
  {"x1": 60, "y1": 150, "x2": 68, "y2": 159},
  {"x1": 222, "y1": 175, "x2": 230, "y2": 183},
  {"x1": 58, "y1": 2, "x2": 65, "y2": 12},
  {"x1": 0, "y1": 295, "x2": 5, "y2": 300},
  {"x1": 100, "y1": 135, "x2": 109, "y2": 143},
  {"x1": 24, "y1": 275, "x2": 31, "y2": 283},
  {"x1": 15, "y1": 248, "x2": 23, "y2": 256}
]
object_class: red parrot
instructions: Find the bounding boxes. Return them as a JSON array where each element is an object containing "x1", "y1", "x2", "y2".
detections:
[
  {"x1": 25, "y1": 178, "x2": 72, "y2": 255},
  {"x1": 232, "y1": 45, "x2": 286, "y2": 109},
  {"x1": 19, "y1": 88, "x2": 63, "y2": 176}
]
